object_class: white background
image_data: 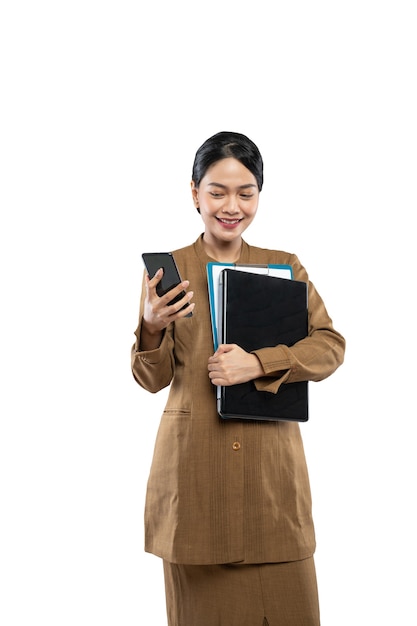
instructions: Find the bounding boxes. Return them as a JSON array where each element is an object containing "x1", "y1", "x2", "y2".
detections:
[{"x1": 1, "y1": 1, "x2": 416, "y2": 624}]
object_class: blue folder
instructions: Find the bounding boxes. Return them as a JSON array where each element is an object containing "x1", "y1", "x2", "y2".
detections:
[{"x1": 207, "y1": 262, "x2": 293, "y2": 350}]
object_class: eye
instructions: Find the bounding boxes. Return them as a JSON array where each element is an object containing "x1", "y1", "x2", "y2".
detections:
[
  {"x1": 240, "y1": 193, "x2": 254, "y2": 199},
  {"x1": 209, "y1": 191, "x2": 224, "y2": 198}
]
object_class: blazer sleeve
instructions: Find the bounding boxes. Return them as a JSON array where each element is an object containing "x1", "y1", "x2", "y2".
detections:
[
  {"x1": 130, "y1": 274, "x2": 175, "y2": 393},
  {"x1": 252, "y1": 254, "x2": 346, "y2": 394}
]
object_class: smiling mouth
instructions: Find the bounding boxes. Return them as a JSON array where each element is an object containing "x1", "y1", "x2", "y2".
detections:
[{"x1": 216, "y1": 217, "x2": 242, "y2": 224}]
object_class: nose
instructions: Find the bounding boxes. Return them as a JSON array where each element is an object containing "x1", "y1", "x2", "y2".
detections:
[{"x1": 222, "y1": 196, "x2": 239, "y2": 214}]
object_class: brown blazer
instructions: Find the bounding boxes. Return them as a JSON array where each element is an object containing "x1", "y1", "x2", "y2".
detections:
[{"x1": 131, "y1": 235, "x2": 345, "y2": 565}]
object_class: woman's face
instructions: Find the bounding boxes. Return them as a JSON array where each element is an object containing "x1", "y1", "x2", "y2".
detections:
[{"x1": 191, "y1": 157, "x2": 259, "y2": 246}]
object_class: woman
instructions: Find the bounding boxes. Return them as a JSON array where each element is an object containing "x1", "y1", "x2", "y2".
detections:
[{"x1": 131, "y1": 131, "x2": 345, "y2": 626}]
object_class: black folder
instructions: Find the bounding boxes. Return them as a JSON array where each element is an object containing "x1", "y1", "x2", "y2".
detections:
[{"x1": 217, "y1": 269, "x2": 309, "y2": 422}]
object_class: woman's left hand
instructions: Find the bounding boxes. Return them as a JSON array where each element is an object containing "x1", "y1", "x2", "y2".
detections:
[{"x1": 207, "y1": 344, "x2": 264, "y2": 386}]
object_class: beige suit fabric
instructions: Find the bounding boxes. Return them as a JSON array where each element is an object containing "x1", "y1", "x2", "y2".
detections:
[
  {"x1": 131, "y1": 235, "x2": 345, "y2": 565},
  {"x1": 163, "y1": 558, "x2": 320, "y2": 626}
]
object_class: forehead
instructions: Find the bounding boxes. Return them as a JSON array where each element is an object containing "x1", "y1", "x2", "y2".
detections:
[{"x1": 203, "y1": 157, "x2": 257, "y2": 187}]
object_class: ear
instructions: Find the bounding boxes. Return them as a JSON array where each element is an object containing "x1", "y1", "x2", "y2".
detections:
[{"x1": 190, "y1": 181, "x2": 200, "y2": 212}]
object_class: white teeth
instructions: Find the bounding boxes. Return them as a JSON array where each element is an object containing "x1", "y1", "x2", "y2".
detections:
[{"x1": 219, "y1": 218, "x2": 240, "y2": 224}]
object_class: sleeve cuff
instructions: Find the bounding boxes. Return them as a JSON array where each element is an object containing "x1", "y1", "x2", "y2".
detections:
[{"x1": 252, "y1": 345, "x2": 292, "y2": 394}]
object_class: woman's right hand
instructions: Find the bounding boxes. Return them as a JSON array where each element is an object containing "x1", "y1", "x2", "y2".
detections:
[{"x1": 142, "y1": 268, "x2": 195, "y2": 341}]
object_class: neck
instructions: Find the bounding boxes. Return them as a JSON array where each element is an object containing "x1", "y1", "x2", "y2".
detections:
[{"x1": 202, "y1": 235, "x2": 243, "y2": 263}]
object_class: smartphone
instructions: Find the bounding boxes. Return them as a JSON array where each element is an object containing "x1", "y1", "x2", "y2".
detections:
[{"x1": 142, "y1": 252, "x2": 192, "y2": 316}]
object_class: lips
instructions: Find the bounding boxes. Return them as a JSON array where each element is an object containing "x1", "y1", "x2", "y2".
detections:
[{"x1": 216, "y1": 217, "x2": 242, "y2": 225}]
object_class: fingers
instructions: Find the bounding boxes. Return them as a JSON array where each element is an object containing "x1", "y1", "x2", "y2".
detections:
[
  {"x1": 147, "y1": 268, "x2": 191, "y2": 306},
  {"x1": 145, "y1": 267, "x2": 163, "y2": 291},
  {"x1": 144, "y1": 269, "x2": 195, "y2": 329},
  {"x1": 166, "y1": 290, "x2": 195, "y2": 317},
  {"x1": 207, "y1": 345, "x2": 235, "y2": 386},
  {"x1": 208, "y1": 344, "x2": 236, "y2": 361},
  {"x1": 207, "y1": 345, "x2": 262, "y2": 386}
]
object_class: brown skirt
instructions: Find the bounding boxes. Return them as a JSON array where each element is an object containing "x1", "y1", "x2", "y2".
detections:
[{"x1": 163, "y1": 557, "x2": 320, "y2": 626}]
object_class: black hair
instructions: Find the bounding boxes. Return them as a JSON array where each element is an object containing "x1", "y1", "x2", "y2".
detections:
[{"x1": 191, "y1": 131, "x2": 263, "y2": 191}]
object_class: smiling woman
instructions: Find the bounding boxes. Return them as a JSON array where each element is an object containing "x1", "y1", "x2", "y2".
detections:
[
  {"x1": 190, "y1": 131, "x2": 263, "y2": 263},
  {"x1": 130, "y1": 131, "x2": 345, "y2": 626},
  {"x1": 191, "y1": 158, "x2": 259, "y2": 261}
]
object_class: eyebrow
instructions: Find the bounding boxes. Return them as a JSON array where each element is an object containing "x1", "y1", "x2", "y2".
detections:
[{"x1": 207, "y1": 182, "x2": 257, "y2": 190}]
